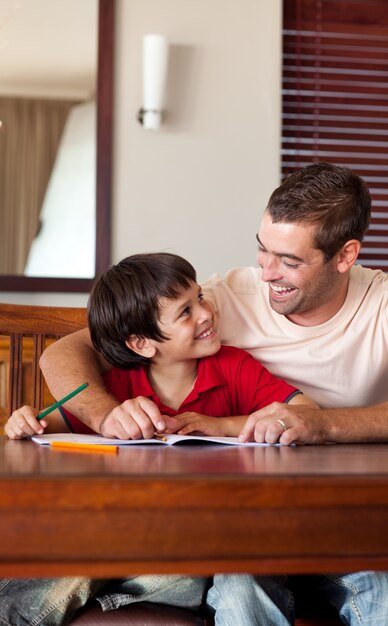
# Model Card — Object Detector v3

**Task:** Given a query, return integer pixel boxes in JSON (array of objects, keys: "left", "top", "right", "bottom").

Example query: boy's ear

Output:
[
  {"left": 336, "top": 239, "right": 361, "bottom": 273},
  {"left": 125, "top": 335, "right": 156, "bottom": 358}
]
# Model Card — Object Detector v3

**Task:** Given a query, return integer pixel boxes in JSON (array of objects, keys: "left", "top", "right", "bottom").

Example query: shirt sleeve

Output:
[{"left": 220, "top": 346, "right": 301, "bottom": 414}]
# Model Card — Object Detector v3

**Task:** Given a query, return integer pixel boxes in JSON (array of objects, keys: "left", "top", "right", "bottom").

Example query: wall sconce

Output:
[{"left": 137, "top": 34, "right": 169, "bottom": 131}]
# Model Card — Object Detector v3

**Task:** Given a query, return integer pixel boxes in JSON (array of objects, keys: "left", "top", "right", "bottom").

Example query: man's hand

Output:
[
  {"left": 100, "top": 396, "right": 166, "bottom": 439},
  {"left": 239, "top": 402, "right": 328, "bottom": 445}
]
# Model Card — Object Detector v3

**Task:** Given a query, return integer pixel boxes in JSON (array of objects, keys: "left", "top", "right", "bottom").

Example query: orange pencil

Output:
[{"left": 50, "top": 441, "right": 118, "bottom": 454}]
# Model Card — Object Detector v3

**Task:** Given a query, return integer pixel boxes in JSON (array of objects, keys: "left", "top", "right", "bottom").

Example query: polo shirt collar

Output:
[
  {"left": 189, "top": 353, "right": 227, "bottom": 402},
  {"left": 131, "top": 354, "right": 227, "bottom": 407}
]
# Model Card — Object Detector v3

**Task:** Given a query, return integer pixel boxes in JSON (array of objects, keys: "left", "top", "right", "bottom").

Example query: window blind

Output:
[{"left": 282, "top": 0, "right": 388, "bottom": 270}]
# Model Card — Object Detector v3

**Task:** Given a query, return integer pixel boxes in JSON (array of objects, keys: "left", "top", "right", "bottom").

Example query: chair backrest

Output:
[{"left": 0, "top": 303, "right": 87, "bottom": 422}]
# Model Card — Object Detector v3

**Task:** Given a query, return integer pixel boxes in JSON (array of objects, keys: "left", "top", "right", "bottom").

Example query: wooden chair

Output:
[
  {"left": 0, "top": 303, "right": 87, "bottom": 425},
  {"left": 0, "top": 303, "right": 343, "bottom": 626}
]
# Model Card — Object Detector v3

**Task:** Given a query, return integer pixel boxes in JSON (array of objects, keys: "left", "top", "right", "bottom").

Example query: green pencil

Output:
[{"left": 37, "top": 383, "right": 89, "bottom": 421}]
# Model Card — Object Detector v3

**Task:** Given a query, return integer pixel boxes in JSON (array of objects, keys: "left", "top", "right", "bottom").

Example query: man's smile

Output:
[{"left": 269, "top": 282, "right": 296, "bottom": 298}]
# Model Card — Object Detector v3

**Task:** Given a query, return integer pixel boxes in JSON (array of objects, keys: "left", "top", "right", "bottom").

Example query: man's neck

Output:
[{"left": 287, "top": 275, "right": 351, "bottom": 327}]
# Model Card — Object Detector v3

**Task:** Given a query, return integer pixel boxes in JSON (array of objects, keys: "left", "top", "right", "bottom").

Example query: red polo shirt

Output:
[{"left": 61, "top": 345, "right": 300, "bottom": 434}]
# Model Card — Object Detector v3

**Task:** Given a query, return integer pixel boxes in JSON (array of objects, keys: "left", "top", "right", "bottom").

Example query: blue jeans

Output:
[
  {"left": 206, "top": 572, "right": 388, "bottom": 625},
  {"left": 0, "top": 575, "right": 208, "bottom": 625},
  {"left": 2, "top": 571, "right": 388, "bottom": 625}
]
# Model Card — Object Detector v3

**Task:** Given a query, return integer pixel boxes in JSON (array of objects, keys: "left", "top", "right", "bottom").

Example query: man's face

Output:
[{"left": 256, "top": 212, "right": 343, "bottom": 325}]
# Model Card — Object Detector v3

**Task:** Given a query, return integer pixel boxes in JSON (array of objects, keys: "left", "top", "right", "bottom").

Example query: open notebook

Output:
[{"left": 31, "top": 432, "right": 286, "bottom": 447}]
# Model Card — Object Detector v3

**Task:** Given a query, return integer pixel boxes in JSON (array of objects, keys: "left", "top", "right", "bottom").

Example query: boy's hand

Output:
[
  {"left": 165, "top": 412, "right": 226, "bottom": 437},
  {"left": 100, "top": 396, "right": 166, "bottom": 439},
  {"left": 5, "top": 406, "right": 48, "bottom": 440}
]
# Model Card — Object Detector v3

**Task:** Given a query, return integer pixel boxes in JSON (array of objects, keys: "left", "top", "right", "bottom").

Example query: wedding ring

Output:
[{"left": 276, "top": 418, "right": 287, "bottom": 431}]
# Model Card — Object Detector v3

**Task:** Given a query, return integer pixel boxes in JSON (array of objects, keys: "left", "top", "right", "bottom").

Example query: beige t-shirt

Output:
[{"left": 203, "top": 264, "right": 388, "bottom": 409}]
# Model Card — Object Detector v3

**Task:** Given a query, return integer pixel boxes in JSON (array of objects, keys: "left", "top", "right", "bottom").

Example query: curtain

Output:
[
  {"left": 0, "top": 97, "right": 74, "bottom": 274},
  {"left": 282, "top": 0, "right": 388, "bottom": 271}
]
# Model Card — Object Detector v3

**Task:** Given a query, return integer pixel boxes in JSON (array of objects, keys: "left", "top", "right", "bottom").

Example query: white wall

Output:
[{"left": 1, "top": 0, "right": 282, "bottom": 305}]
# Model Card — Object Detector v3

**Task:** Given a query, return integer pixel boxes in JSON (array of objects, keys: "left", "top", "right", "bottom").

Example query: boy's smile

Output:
[{"left": 195, "top": 326, "right": 216, "bottom": 341}]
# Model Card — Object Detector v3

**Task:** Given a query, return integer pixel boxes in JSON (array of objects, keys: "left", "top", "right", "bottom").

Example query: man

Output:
[{"left": 39, "top": 162, "right": 388, "bottom": 625}]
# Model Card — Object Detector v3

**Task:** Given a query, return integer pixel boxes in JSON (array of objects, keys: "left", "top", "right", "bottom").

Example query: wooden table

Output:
[{"left": 1, "top": 436, "right": 388, "bottom": 578}]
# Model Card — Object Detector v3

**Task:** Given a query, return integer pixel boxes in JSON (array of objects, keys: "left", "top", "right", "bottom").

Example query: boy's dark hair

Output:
[
  {"left": 87, "top": 252, "right": 197, "bottom": 368},
  {"left": 267, "top": 162, "right": 371, "bottom": 261}
]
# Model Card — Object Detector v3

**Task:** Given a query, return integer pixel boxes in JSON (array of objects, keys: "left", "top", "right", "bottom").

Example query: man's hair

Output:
[
  {"left": 87, "top": 252, "right": 197, "bottom": 368},
  {"left": 266, "top": 162, "right": 371, "bottom": 261}
]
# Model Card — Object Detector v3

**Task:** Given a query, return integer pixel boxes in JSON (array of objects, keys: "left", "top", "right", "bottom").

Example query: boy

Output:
[
  {"left": 6, "top": 252, "right": 316, "bottom": 441},
  {"left": 3, "top": 252, "right": 318, "bottom": 626}
]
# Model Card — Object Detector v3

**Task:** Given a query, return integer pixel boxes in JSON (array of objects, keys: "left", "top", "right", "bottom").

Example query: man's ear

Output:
[
  {"left": 336, "top": 239, "right": 361, "bottom": 273},
  {"left": 125, "top": 335, "right": 156, "bottom": 358}
]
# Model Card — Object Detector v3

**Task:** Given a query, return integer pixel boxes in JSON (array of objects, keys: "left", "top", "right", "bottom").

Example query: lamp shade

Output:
[{"left": 142, "top": 34, "right": 169, "bottom": 130}]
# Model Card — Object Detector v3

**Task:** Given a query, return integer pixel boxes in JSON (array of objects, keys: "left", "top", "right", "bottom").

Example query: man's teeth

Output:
[
  {"left": 270, "top": 284, "right": 293, "bottom": 293},
  {"left": 197, "top": 327, "right": 213, "bottom": 339}
]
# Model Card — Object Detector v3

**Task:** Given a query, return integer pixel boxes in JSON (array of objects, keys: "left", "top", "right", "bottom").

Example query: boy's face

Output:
[{"left": 153, "top": 281, "right": 221, "bottom": 364}]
